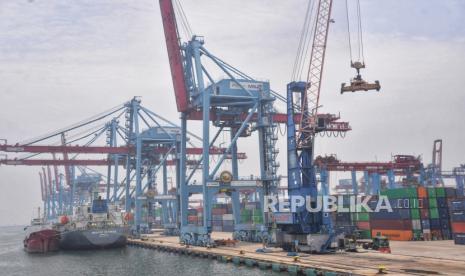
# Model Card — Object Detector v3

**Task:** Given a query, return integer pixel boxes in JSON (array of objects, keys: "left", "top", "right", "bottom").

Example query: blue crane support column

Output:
[
  {"left": 192, "top": 38, "right": 212, "bottom": 236},
  {"left": 387, "top": 170, "right": 395, "bottom": 189},
  {"left": 371, "top": 173, "right": 380, "bottom": 195},
  {"left": 125, "top": 102, "right": 135, "bottom": 213},
  {"left": 133, "top": 100, "right": 142, "bottom": 233},
  {"left": 351, "top": 171, "right": 358, "bottom": 195},
  {"left": 230, "top": 129, "right": 241, "bottom": 228},
  {"left": 179, "top": 114, "right": 188, "bottom": 228},
  {"left": 111, "top": 120, "right": 119, "bottom": 202},
  {"left": 70, "top": 166, "right": 76, "bottom": 214},
  {"left": 363, "top": 171, "right": 369, "bottom": 195},
  {"left": 162, "top": 158, "right": 169, "bottom": 224},
  {"left": 106, "top": 123, "right": 113, "bottom": 201},
  {"left": 320, "top": 168, "right": 332, "bottom": 229}
]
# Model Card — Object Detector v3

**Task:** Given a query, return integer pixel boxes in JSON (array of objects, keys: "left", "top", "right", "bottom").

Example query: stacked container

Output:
[
  {"left": 372, "top": 188, "right": 417, "bottom": 241},
  {"left": 350, "top": 187, "right": 458, "bottom": 241},
  {"left": 449, "top": 198, "right": 465, "bottom": 244}
]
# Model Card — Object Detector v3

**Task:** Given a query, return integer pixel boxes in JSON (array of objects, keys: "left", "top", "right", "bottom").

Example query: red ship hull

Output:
[{"left": 24, "top": 229, "right": 60, "bottom": 253}]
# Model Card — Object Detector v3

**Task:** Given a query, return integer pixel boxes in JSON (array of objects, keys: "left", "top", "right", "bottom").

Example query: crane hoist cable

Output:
[
  {"left": 291, "top": 0, "right": 315, "bottom": 81},
  {"left": 341, "top": 0, "right": 380, "bottom": 94},
  {"left": 173, "top": 0, "right": 193, "bottom": 40},
  {"left": 345, "top": 0, "right": 365, "bottom": 65}
]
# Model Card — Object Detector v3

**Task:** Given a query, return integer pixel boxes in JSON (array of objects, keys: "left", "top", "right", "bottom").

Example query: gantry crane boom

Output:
[{"left": 159, "top": 0, "right": 189, "bottom": 112}]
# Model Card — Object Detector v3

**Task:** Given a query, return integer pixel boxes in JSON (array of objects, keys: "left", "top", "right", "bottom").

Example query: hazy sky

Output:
[{"left": 0, "top": 0, "right": 464, "bottom": 226}]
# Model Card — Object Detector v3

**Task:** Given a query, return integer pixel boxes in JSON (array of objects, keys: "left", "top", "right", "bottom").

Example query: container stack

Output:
[
  {"left": 350, "top": 187, "right": 459, "bottom": 241},
  {"left": 450, "top": 198, "right": 465, "bottom": 244},
  {"left": 187, "top": 208, "right": 203, "bottom": 226},
  {"left": 240, "top": 202, "right": 263, "bottom": 225},
  {"left": 212, "top": 203, "right": 232, "bottom": 231},
  {"left": 369, "top": 188, "right": 417, "bottom": 241}
]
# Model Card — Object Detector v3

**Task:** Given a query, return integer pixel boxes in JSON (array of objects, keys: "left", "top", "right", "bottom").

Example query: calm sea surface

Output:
[{"left": 0, "top": 226, "right": 277, "bottom": 276}]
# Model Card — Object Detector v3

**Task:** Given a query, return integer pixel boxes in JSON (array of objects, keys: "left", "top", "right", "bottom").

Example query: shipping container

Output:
[
  {"left": 436, "top": 187, "right": 446, "bottom": 197},
  {"left": 411, "top": 209, "right": 420, "bottom": 220},
  {"left": 222, "top": 214, "right": 234, "bottom": 220},
  {"left": 421, "top": 219, "right": 430, "bottom": 229},
  {"left": 449, "top": 199, "right": 465, "bottom": 211},
  {"left": 452, "top": 222, "right": 465, "bottom": 233},
  {"left": 437, "top": 197, "right": 447, "bottom": 208},
  {"left": 356, "top": 221, "right": 370, "bottom": 230},
  {"left": 370, "top": 219, "right": 412, "bottom": 230},
  {"left": 429, "top": 208, "right": 439, "bottom": 219},
  {"left": 428, "top": 188, "right": 436, "bottom": 198},
  {"left": 430, "top": 219, "right": 441, "bottom": 230},
  {"left": 454, "top": 233, "right": 465, "bottom": 245},
  {"left": 417, "top": 187, "right": 427, "bottom": 198},
  {"left": 358, "top": 229, "right": 371, "bottom": 239},
  {"left": 352, "top": 212, "right": 370, "bottom": 221},
  {"left": 371, "top": 229, "right": 413, "bottom": 241},
  {"left": 438, "top": 208, "right": 449, "bottom": 220},
  {"left": 451, "top": 211, "right": 465, "bottom": 222},
  {"left": 420, "top": 208, "right": 429, "bottom": 219},
  {"left": 413, "top": 230, "right": 423, "bottom": 240},
  {"left": 412, "top": 219, "right": 422, "bottom": 230},
  {"left": 429, "top": 198, "right": 438, "bottom": 208},
  {"left": 440, "top": 219, "right": 451, "bottom": 230},
  {"left": 445, "top": 187, "right": 457, "bottom": 198}
]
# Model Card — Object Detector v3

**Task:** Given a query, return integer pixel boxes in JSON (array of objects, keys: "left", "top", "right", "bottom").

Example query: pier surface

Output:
[{"left": 129, "top": 232, "right": 465, "bottom": 275}]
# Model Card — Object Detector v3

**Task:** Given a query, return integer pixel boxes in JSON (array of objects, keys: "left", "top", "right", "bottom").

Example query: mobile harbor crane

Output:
[{"left": 274, "top": 0, "right": 379, "bottom": 253}]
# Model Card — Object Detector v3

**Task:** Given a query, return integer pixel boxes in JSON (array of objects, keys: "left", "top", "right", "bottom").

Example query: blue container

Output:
[
  {"left": 449, "top": 200, "right": 465, "bottom": 211},
  {"left": 445, "top": 187, "right": 457, "bottom": 198},
  {"left": 398, "top": 208, "right": 411, "bottom": 220},
  {"left": 421, "top": 219, "right": 430, "bottom": 229},
  {"left": 370, "top": 208, "right": 410, "bottom": 220},
  {"left": 451, "top": 211, "right": 465, "bottom": 222},
  {"left": 437, "top": 197, "right": 447, "bottom": 208},
  {"left": 440, "top": 219, "right": 450, "bottom": 229},
  {"left": 430, "top": 218, "right": 441, "bottom": 229},
  {"left": 439, "top": 208, "right": 450, "bottom": 219},
  {"left": 442, "top": 229, "right": 452, "bottom": 239},
  {"left": 454, "top": 233, "right": 465, "bottom": 245}
]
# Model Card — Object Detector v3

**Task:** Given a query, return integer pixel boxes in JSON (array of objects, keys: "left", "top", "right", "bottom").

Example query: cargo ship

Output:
[
  {"left": 23, "top": 208, "right": 60, "bottom": 253},
  {"left": 59, "top": 197, "right": 127, "bottom": 250}
]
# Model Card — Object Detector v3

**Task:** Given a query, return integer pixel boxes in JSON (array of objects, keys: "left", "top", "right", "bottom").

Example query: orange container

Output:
[
  {"left": 371, "top": 229, "right": 413, "bottom": 241},
  {"left": 452, "top": 222, "right": 465, "bottom": 233},
  {"left": 418, "top": 187, "right": 427, "bottom": 198}
]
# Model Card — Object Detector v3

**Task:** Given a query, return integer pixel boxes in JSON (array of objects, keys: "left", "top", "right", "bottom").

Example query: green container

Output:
[
  {"left": 430, "top": 208, "right": 439, "bottom": 219},
  {"left": 381, "top": 188, "right": 417, "bottom": 199},
  {"left": 252, "top": 215, "right": 263, "bottom": 224},
  {"left": 353, "top": 212, "right": 370, "bottom": 221},
  {"left": 359, "top": 230, "right": 371, "bottom": 239},
  {"left": 241, "top": 216, "right": 252, "bottom": 223},
  {"left": 240, "top": 209, "right": 252, "bottom": 216},
  {"left": 411, "top": 209, "right": 420, "bottom": 220},
  {"left": 429, "top": 198, "right": 438, "bottom": 208},
  {"left": 413, "top": 230, "right": 422, "bottom": 240},
  {"left": 436, "top": 187, "right": 446, "bottom": 197},
  {"left": 428, "top": 188, "right": 437, "bottom": 198}
]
